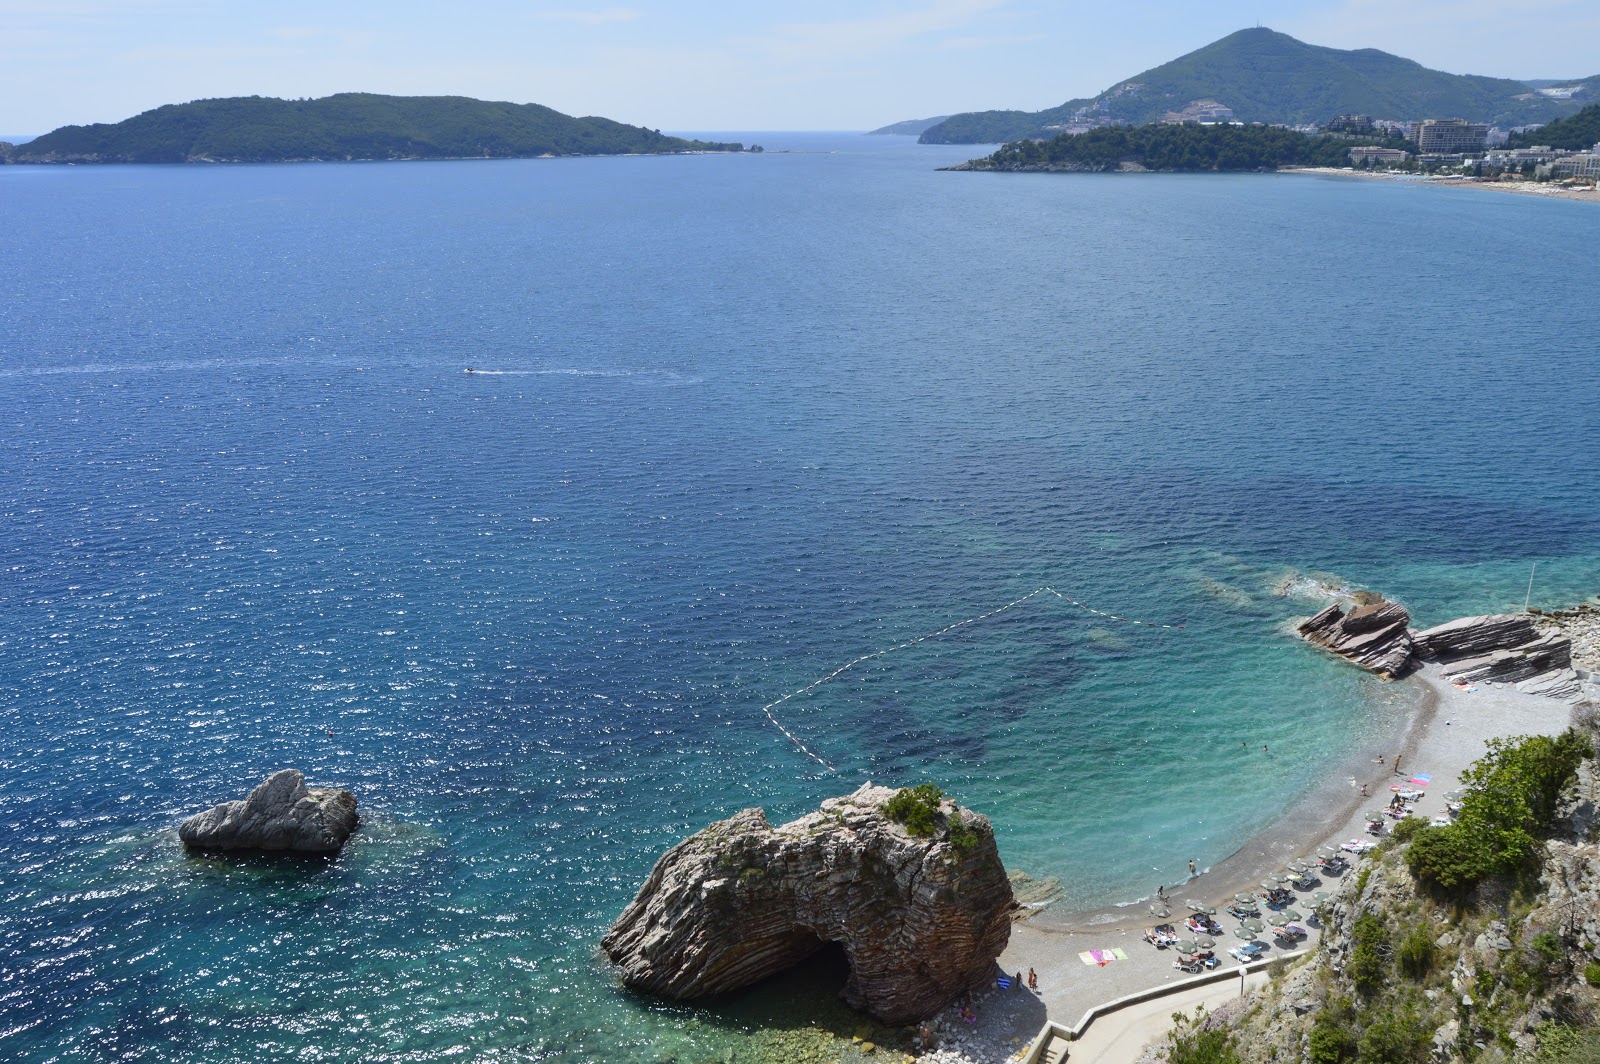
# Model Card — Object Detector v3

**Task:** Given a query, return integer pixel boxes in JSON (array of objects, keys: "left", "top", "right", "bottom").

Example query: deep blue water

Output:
[{"left": 2, "top": 132, "right": 1598, "bottom": 1061}]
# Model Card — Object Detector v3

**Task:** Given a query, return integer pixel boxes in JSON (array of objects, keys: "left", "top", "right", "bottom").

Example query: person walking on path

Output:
[{"left": 1027, "top": 968, "right": 1038, "bottom": 991}]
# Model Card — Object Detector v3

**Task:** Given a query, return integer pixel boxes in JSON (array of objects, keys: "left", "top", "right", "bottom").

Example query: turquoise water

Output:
[{"left": 1, "top": 133, "right": 1598, "bottom": 1060}]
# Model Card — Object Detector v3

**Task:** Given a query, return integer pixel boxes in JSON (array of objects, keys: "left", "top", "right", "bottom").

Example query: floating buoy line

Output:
[{"left": 759, "top": 586, "right": 1185, "bottom": 772}]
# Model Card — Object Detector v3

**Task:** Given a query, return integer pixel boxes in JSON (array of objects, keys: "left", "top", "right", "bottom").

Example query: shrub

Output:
[
  {"left": 1406, "top": 731, "right": 1590, "bottom": 895},
  {"left": 1310, "top": 1016, "right": 1359, "bottom": 1064},
  {"left": 1584, "top": 961, "right": 1600, "bottom": 987},
  {"left": 885, "top": 784, "right": 945, "bottom": 837},
  {"left": 1390, "top": 817, "right": 1425, "bottom": 845},
  {"left": 1355, "top": 1006, "right": 1431, "bottom": 1064},
  {"left": 1396, "top": 925, "right": 1435, "bottom": 980},
  {"left": 1167, "top": 1007, "right": 1242, "bottom": 1064},
  {"left": 946, "top": 812, "right": 980, "bottom": 853},
  {"left": 1349, "top": 914, "right": 1388, "bottom": 997}
]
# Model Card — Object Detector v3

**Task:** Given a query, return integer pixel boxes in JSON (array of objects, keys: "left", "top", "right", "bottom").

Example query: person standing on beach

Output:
[
  {"left": 1394, "top": 754, "right": 1403, "bottom": 776},
  {"left": 1027, "top": 967, "right": 1038, "bottom": 990}
]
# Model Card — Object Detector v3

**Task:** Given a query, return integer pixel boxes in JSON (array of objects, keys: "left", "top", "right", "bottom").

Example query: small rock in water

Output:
[{"left": 179, "top": 769, "right": 358, "bottom": 853}]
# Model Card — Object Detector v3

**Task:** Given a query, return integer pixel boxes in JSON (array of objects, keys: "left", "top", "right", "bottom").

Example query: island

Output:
[{"left": 0, "top": 93, "right": 749, "bottom": 165}]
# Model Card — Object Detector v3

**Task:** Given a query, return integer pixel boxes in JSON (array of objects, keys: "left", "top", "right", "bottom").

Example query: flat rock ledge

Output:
[
  {"left": 601, "top": 783, "right": 1015, "bottom": 1025},
  {"left": 1297, "top": 598, "right": 1415, "bottom": 679},
  {"left": 179, "top": 769, "right": 358, "bottom": 853},
  {"left": 1415, "top": 614, "right": 1581, "bottom": 700}
]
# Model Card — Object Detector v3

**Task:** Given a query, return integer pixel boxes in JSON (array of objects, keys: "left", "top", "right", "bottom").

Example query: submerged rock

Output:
[
  {"left": 179, "top": 769, "right": 358, "bottom": 853},
  {"left": 601, "top": 783, "right": 1015, "bottom": 1025},
  {"left": 1296, "top": 599, "right": 1414, "bottom": 678}
]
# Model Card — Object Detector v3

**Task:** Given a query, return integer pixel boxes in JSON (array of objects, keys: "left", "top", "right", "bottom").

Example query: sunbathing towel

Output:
[
  {"left": 1079, "top": 948, "right": 1129, "bottom": 966},
  {"left": 1410, "top": 775, "right": 1432, "bottom": 785}
]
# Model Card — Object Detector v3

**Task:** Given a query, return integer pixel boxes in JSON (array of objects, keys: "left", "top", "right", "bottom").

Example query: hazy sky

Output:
[{"left": 3, "top": 0, "right": 1596, "bottom": 134}]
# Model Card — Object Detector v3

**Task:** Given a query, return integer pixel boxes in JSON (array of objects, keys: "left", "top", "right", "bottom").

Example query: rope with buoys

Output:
[{"left": 759, "top": 586, "right": 1185, "bottom": 771}]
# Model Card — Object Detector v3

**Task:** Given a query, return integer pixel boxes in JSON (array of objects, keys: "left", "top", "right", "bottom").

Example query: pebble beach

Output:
[{"left": 915, "top": 660, "right": 1591, "bottom": 1063}]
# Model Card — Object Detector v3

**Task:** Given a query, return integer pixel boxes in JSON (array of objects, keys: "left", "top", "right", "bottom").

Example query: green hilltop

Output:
[
  {"left": 2, "top": 93, "right": 743, "bottom": 164},
  {"left": 919, "top": 28, "right": 1585, "bottom": 144},
  {"left": 1508, "top": 102, "right": 1600, "bottom": 148}
]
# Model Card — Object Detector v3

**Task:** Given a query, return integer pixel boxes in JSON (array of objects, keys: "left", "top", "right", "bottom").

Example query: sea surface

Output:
[{"left": 2, "top": 132, "right": 1598, "bottom": 1061}]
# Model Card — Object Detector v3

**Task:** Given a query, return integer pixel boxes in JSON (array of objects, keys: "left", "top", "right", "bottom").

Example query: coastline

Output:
[
  {"left": 927, "top": 663, "right": 1581, "bottom": 1062},
  {"left": 1279, "top": 166, "right": 1600, "bottom": 205}
]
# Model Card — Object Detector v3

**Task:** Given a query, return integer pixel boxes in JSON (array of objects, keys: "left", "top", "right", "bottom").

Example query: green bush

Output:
[
  {"left": 1396, "top": 925, "right": 1435, "bottom": 980},
  {"left": 1167, "top": 1007, "right": 1242, "bottom": 1064},
  {"left": 1355, "top": 1006, "right": 1430, "bottom": 1064},
  {"left": 1390, "top": 816, "right": 1425, "bottom": 845},
  {"left": 1310, "top": 1016, "right": 1359, "bottom": 1064},
  {"left": 1583, "top": 961, "right": 1600, "bottom": 987},
  {"left": 884, "top": 784, "right": 946, "bottom": 837},
  {"left": 946, "top": 813, "right": 980, "bottom": 853},
  {"left": 1532, "top": 1025, "right": 1600, "bottom": 1064},
  {"left": 1406, "top": 731, "right": 1590, "bottom": 894},
  {"left": 1349, "top": 914, "right": 1388, "bottom": 997}
]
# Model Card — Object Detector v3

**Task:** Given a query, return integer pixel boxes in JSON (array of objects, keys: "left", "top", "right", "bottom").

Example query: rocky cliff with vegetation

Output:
[
  {"left": 1153, "top": 726, "right": 1600, "bottom": 1064},
  {"left": 602, "top": 783, "right": 1015, "bottom": 1025},
  {"left": 3, "top": 93, "right": 744, "bottom": 164}
]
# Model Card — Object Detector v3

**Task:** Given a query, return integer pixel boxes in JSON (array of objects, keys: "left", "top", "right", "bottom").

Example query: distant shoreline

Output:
[
  {"left": 1279, "top": 165, "right": 1600, "bottom": 204},
  {"left": 0, "top": 149, "right": 752, "bottom": 167}
]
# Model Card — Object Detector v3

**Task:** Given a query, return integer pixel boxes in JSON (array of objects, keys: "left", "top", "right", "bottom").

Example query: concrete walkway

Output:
[{"left": 1064, "top": 968, "right": 1273, "bottom": 1064}]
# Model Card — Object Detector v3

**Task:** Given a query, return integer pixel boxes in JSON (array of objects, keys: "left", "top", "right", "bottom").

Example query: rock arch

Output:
[{"left": 601, "top": 784, "right": 1015, "bottom": 1024}]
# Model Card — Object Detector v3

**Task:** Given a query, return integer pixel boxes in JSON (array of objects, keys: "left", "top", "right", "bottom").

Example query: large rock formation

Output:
[
  {"left": 601, "top": 783, "right": 1015, "bottom": 1025},
  {"left": 1412, "top": 614, "right": 1539, "bottom": 660},
  {"left": 1415, "top": 614, "right": 1581, "bottom": 700},
  {"left": 1296, "top": 599, "right": 1414, "bottom": 678},
  {"left": 179, "top": 769, "right": 358, "bottom": 853}
]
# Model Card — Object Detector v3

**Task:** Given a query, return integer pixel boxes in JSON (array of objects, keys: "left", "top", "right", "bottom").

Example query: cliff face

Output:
[
  {"left": 601, "top": 784, "right": 1015, "bottom": 1025},
  {"left": 1178, "top": 752, "right": 1600, "bottom": 1064}
]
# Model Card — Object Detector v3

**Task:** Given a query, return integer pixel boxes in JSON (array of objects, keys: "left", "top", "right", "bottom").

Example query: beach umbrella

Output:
[
  {"left": 1261, "top": 879, "right": 1285, "bottom": 891},
  {"left": 1364, "top": 810, "right": 1387, "bottom": 822},
  {"left": 1278, "top": 909, "right": 1303, "bottom": 922},
  {"left": 1197, "top": 937, "right": 1216, "bottom": 949},
  {"left": 1241, "top": 918, "right": 1265, "bottom": 933},
  {"left": 1149, "top": 904, "right": 1170, "bottom": 918},
  {"left": 1234, "top": 927, "right": 1259, "bottom": 941},
  {"left": 1190, "top": 905, "right": 1217, "bottom": 916},
  {"left": 1287, "top": 861, "right": 1310, "bottom": 873},
  {"left": 1444, "top": 790, "right": 1464, "bottom": 802},
  {"left": 1312, "top": 891, "right": 1331, "bottom": 904},
  {"left": 1234, "top": 893, "right": 1256, "bottom": 904},
  {"left": 1176, "top": 938, "right": 1198, "bottom": 953}
]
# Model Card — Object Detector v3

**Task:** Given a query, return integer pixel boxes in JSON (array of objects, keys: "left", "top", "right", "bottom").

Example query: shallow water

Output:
[{"left": 2, "top": 133, "right": 1598, "bottom": 1060}]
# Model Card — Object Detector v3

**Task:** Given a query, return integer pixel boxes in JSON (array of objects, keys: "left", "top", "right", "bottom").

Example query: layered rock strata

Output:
[
  {"left": 1415, "top": 614, "right": 1581, "bottom": 700},
  {"left": 601, "top": 783, "right": 1015, "bottom": 1025},
  {"left": 1296, "top": 599, "right": 1414, "bottom": 678},
  {"left": 179, "top": 769, "right": 359, "bottom": 853}
]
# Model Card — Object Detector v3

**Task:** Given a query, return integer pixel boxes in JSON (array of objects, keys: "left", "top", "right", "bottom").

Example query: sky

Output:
[{"left": 2, "top": 0, "right": 1597, "bottom": 135}]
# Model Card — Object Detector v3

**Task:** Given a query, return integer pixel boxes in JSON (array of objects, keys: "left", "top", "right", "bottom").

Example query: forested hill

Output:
[
  {"left": 949, "top": 123, "right": 1386, "bottom": 173},
  {"left": 1509, "top": 103, "right": 1600, "bottom": 149},
  {"left": 919, "top": 28, "right": 1581, "bottom": 144},
  {"left": 2, "top": 94, "right": 744, "bottom": 164}
]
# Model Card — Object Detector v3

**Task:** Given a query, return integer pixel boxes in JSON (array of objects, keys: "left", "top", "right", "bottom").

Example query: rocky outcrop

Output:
[
  {"left": 1412, "top": 614, "right": 1539, "bottom": 661},
  {"left": 601, "top": 783, "right": 1015, "bottom": 1025},
  {"left": 179, "top": 769, "right": 358, "bottom": 853},
  {"left": 1296, "top": 599, "right": 1414, "bottom": 678},
  {"left": 1415, "top": 614, "right": 1582, "bottom": 701}
]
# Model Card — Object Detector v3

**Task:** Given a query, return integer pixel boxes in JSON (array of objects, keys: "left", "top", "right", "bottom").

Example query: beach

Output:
[
  {"left": 924, "top": 664, "right": 1585, "bottom": 1062},
  {"left": 1281, "top": 166, "right": 1600, "bottom": 204}
]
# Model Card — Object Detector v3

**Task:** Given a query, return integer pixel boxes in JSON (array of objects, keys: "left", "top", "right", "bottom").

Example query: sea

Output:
[{"left": 2, "top": 132, "right": 1598, "bottom": 1062}]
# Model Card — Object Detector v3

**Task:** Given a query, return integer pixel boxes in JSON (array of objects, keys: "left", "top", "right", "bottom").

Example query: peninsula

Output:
[
  {"left": 0, "top": 93, "right": 747, "bottom": 165},
  {"left": 944, "top": 122, "right": 1391, "bottom": 173}
]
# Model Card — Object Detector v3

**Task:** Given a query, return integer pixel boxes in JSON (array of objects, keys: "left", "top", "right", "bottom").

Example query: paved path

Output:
[{"left": 1064, "top": 969, "right": 1273, "bottom": 1064}]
